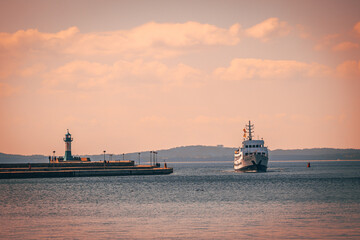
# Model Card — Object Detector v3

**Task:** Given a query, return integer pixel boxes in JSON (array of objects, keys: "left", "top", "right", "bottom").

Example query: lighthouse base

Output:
[{"left": 64, "top": 151, "right": 73, "bottom": 161}]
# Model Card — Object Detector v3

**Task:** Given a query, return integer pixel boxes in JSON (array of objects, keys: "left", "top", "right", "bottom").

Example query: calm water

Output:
[{"left": 1, "top": 160, "right": 360, "bottom": 239}]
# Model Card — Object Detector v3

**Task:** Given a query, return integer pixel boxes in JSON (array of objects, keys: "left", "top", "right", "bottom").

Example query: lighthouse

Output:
[{"left": 63, "top": 129, "right": 73, "bottom": 161}]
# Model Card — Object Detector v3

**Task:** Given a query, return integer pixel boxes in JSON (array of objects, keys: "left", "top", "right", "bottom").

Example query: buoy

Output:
[{"left": 307, "top": 162, "right": 311, "bottom": 168}]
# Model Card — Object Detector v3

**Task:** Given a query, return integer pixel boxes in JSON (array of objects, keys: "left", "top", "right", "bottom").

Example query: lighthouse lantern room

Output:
[{"left": 63, "top": 129, "right": 73, "bottom": 161}]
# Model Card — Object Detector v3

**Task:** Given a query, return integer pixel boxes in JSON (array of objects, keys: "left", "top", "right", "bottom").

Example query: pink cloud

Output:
[
  {"left": 315, "top": 22, "right": 360, "bottom": 52},
  {"left": 0, "top": 82, "right": 20, "bottom": 97},
  {"left": 295, "top": 24, "right": 310, "bottom": 39},
  {"left": 314, "top": 34, "right": 339, "bottom": 51},
  {"left": 354, "top": 21, "right": 360, "bottom": 36},
  {"left": 336, "top": 60, "right": 360, "bottom": 81},
  {"left": 61, "top": 22, "right": 241, "bottom": 58},
  {"left": 19, "top": 64, "right": 47, "bottom": 77},
  {"left": 245, "top": 18, "right": 291, "bottom": 41},
  {"left": 42, "top": 59, "right": 204, "bottom": 93},
  {"left": 42, "top": 60, "right": 111, "bottom": 90},
  {"left": 0, "top": 22, "right": 242, "bottom": 71},
  {"left": 66, "top": 22, "right": 241, "bottom": 59},
  {"left": 188, "top": 115, "right": 246, "bottom": 125},
  {"left": 0, "top": 27, "right": 79, "bottom": 50},
  {"left": 129, "top": 21, "right": 241, "bottom": 47},
  {"left": 214, "top": 58, "right": 332, "bottom": 81},
  {"left": 332, "top": 41, "right": 359, "bottom": 51},
  {"left": 0, "top": 27, "right": 79, "bottom": 80},
  {"left": 139, "top": 115, "right": 168, "bottom": 126}
]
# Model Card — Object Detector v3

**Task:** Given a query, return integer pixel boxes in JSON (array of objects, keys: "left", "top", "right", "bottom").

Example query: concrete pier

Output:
[{"left": 0, "top": 161, "right": 173, "bottom": 179}]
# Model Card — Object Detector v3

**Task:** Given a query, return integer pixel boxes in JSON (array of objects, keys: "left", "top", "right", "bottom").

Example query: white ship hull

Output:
[{"left": 234, "top": 153, "right": 268, "bottom": 172}]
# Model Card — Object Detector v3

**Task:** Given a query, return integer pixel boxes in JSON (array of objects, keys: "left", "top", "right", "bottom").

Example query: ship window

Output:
[
  {"left": 262, "top": 152, "right": 265, "bottom": 155},
  {"left": 253, "top": 145, "right": 255, "bottom": 148},
  {"left": 246, "top": 145, "right": 248, "bottom": 148},
  {"left": 245, "top": 153, "right": 248, "bottom": 156},
  {"left": 256, "top": 145, "right": 259, "bottom": 147}
]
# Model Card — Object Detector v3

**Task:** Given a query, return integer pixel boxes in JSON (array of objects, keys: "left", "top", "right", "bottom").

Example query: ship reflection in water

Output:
[{"left": 1, "top": 161, "right": 359, "bottom": 239}]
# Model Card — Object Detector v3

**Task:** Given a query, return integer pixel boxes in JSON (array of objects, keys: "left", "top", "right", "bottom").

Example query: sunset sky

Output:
[{"left": 0, "top": 0, "right": 359, "bottom": 155}]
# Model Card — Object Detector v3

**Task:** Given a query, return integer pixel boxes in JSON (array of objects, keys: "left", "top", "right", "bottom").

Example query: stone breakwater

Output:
[{"left": 0, "top": 161, "right": 173, "bottom": 179}]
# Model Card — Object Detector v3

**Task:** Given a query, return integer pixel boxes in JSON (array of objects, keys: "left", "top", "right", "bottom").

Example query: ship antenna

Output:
[{"left": 247, "top": 120, "right": 254, "bottom": 141}]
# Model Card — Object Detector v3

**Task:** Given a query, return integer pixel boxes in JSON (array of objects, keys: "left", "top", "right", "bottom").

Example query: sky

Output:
[{"left": 0, "top": 0, "right": 359, "bottom": 155}]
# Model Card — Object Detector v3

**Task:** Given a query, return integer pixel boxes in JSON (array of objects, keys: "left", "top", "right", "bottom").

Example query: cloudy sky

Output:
[{"left": 0, "top": 0, "right": 359, "bottom": 155}]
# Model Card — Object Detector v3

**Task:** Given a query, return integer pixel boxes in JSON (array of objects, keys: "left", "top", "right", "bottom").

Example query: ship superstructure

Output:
[{"left": 234, "top": 121, "right": 269, "bottom": 172}]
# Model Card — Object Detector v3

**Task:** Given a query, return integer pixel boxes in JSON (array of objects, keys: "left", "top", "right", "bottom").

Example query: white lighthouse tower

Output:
[{"left": 63, "top": 129, "right": 73, "bottom": 161}]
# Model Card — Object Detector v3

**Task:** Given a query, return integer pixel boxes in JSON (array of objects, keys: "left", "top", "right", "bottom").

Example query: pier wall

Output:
[
  {"left": 0, "top": 168, "right": 173, "bottom": 179},
  {"left": 0, "top": 161, "right": 135, "bottom": 169},
  {"left": 0, "top": 161, "right": 173, "bottom": 179}
]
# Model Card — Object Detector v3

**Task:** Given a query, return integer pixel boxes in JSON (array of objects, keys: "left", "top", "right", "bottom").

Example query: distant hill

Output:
[
  {"left": 122, "top": 146, "right": 360, "bottom": 162},
  {"left": 80, "top": 145, "right": 235, "bottom": 163},
  {"left": 269, "top": 148, "right": 360, "bottom": 160},
  {"left": 1, "top": 146, "right": 360, "bottom": 163}
]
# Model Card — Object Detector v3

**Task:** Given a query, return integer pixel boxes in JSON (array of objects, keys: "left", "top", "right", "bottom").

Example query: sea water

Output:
[{"left": 0, "top": 160, "right": 359, "bottom": 239}]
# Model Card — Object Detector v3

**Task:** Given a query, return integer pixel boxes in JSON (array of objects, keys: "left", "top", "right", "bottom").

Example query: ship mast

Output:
[{"left": 247, "top": 120, "right": 254, "bottom": 141}]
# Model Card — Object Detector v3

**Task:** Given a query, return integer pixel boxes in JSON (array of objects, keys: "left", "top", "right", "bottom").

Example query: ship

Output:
[{"left": 234, "top": 121, "right": 269, "bottom": 172}]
